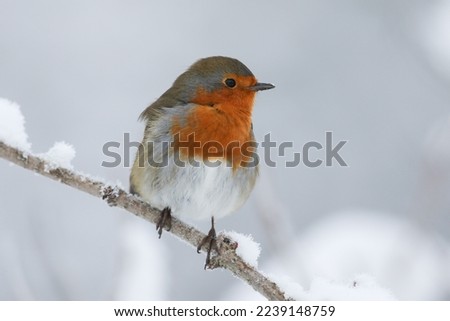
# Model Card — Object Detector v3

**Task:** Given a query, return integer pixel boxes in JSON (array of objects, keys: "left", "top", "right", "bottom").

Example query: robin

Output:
[{"left": 130, "top": 56, "right": 274, "bottom": 267}]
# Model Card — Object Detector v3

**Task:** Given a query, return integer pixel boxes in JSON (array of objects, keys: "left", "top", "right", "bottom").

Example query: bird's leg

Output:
[
  {"left": 156, "top": 207, "right": 172, "bottom": 238},
  {"left": 197, "top": 216, "right": 219, "bottom": 269}
]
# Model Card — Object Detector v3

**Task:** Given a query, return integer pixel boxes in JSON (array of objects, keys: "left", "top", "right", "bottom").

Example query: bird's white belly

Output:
[{"left": 140, "top": 160, "right": 256, "bottom": 220}]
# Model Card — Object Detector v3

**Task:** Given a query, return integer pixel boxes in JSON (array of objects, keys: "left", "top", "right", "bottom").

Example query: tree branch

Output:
[{"left": 0, "top": 141, "right": 290, "bottom": 301}]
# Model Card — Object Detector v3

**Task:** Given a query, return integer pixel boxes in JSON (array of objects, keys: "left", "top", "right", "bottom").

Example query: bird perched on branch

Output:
[{"left": 130, "top": 56, "right": 274, "bottom": 267}]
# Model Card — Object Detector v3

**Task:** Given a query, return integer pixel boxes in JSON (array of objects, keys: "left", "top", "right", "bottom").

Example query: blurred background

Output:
[{"left": 1, "top": 0, "right": 449, "bottom": 300}]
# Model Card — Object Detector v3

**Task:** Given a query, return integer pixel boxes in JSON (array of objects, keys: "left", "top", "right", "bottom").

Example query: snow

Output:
[
  {"left": 0, "top": 98, "right": 31, "bottom": 152},
  {"left": 286, "top": 211, "right": 450, "bottom": 300},
  {"left": 0, "top": 98, "right": 76, "bottom": 171},
  {"left": 38, "top": 141, "right": 76, "bottom": 171},
  {"left": 224, "top": 272, "right": 395, "bottom": 301},
  {"left": 266, "top": 274, "right": 306, "bottom": 300},
  {"left": 269, "top": 273, "right": 395, "bottom": 301},
  {"left": 224, "top": 231, "right": 261, "bottom": 267},
  {"left": 222, "top": 210, "right": 450, "bottom": 300},
  {"left": 306, "top": 274, "right": 395, "bottom": 300}
]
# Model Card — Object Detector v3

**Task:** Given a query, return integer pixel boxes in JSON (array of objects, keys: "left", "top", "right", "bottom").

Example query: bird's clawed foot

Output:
[
  {"left": 156, "top": 207, "right": 172, "bottom": 238},
  {"left": 197, "top": 217, "right": 219, "bottom": 269}
]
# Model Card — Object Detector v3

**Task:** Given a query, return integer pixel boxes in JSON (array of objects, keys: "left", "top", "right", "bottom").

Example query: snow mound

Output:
[
  {"left": 0, "top": 98, "right": 31, "bottom": 152},
  {"left": 38, "top": 141, "right": 76, "bottom": 171},
  {"left": 225, "top": 231, "right": 261, "bottom": 268}
]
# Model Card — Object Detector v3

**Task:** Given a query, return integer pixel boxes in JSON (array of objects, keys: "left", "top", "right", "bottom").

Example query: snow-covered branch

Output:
[{"left": 0, "top": 99, "right": 290, "bottom": 301}]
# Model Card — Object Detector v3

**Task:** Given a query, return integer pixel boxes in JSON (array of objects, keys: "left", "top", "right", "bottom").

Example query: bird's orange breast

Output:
[{"left": 171, "top": 83, "right": 257, "bottom": 169}]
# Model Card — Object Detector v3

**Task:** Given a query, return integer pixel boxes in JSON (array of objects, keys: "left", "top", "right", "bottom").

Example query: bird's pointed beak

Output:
[{"left": 248, "top": 82, "right": 275, "bottom": 91}]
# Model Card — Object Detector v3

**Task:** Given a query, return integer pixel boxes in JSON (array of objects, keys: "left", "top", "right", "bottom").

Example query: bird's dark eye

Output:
[{"left": 224, "top": 78, "right": 236, "bottom": 88}]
